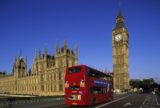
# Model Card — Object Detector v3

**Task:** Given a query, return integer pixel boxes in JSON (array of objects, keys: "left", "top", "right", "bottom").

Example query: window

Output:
[
  {"left": 68, "top": 67, "right": 81, "bottom": 74},
  {"left": 54, "top": 74, "right": 56, "bottom": 80},
  {"left": 59, "top": 72, "right": 61, "bottom": 80},
  {"left": 51, "top": 74, "right": 53, "bottom": 81},
  {"left": 41, "top": 85, "right": 44, "bottom": 91},
  {"left": 90, "top": 87, "right": 107, "bottom": 94},
  {"left": 41, "top": 74, "right": 44, "bottom": 82},
  {"left": 51, "top": 85, "right": 53, "bottom": 91},
  {"left": 48, "top": 74, "right": 50, "bottom": 81},
  {"left": 49, "top": 85, "right": 51, "bottom": 92},
  {"left": 72, "top": 60, "right": 75, "bottom": 66},
  {"left": 68, "top": 86, "right": 80, "bottom": 90},
  {"left": 54, "top": 85, "right": 56, "bottom": 91},
  {"left": 59, "top": 84, "right": 63, "bottom": 91},
  {"left": 86, "top": 67, "right": 112, "bottom": 81}
]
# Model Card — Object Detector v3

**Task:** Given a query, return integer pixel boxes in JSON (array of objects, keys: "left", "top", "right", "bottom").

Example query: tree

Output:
[{"left": 130, "top": 78, "right": 160, "bottom": 93}]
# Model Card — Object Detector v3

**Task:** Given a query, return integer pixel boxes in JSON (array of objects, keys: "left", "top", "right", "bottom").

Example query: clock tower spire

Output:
[
  {"left": 112, "top": 9, "right": 130, "bottom": 92},
  {"left": 115, "top": 9, "right": 126, "bottom": 29}
]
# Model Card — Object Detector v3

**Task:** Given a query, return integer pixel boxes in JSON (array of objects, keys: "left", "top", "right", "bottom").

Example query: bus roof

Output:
[{"left": 67, "top": 65, "right": 113, "bottom": 77}]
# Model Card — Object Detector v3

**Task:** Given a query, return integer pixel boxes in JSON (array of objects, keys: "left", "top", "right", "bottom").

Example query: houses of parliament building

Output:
[{"left": 0, "top": 41, "right": 78, "bottom": 96}]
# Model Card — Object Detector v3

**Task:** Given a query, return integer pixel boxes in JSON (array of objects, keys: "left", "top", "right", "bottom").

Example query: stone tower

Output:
[
  {"left": 55, "top": 40, "right": 78, "bottom": 68},
  {"left": 13, "top": 56, "right": 27, "bottom": 78},
  {"left": 112, "top": 9, "right": 130, "bottom": 91}
]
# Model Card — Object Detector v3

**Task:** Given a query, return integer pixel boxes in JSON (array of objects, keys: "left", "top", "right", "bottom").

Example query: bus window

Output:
[
  {"left": 91, "top": 87, "right": 107, "bottom": 94},
  {"left": 68, "top": 67, "right": 81, "bottom": 74},
  {"left": 107, "top": 84, "right": 110, "bottom": 92},
  {"left": 103, "top": 76, "right": 112, "bottom": 81},
  {"left": 69, "top": 86, "right": 80, "bottom": 90},
  {"left": 86, "top": 68, "right": 111, "bottom": 80},
  {"left": 86, "top": 68, "right": 90, "bottom": 76},
  {"left": 86, "top": 68, "right": 98, "bottom": 78}
]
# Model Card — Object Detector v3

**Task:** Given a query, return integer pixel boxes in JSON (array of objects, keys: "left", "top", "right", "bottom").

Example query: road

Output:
[
  {"left": 0, "top": 93, "right": 159, "bottom": 108},
  {"left": 94, "top": 94, "right": 159, "bottom": 108},
  {"left": 50, "top": 93, "right": 160, "bottom": 108}
]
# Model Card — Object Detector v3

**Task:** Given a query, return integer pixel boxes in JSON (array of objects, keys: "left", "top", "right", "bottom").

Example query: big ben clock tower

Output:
[{"left": 112, "top": 9, "right": 130, "bottom": 91}]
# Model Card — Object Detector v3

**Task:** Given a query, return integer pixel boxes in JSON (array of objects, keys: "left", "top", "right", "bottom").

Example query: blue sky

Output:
[{"left": 0, "top": 0, "right": 160, "bottom": 82}]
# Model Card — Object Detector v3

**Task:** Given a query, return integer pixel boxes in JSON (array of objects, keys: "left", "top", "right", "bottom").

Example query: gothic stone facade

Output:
[
  {"left": 0, "top": 41, "right": 78, "bottom": 96},
  {"left": 112, "top": 10, "right": 130, "bottom": 91}
]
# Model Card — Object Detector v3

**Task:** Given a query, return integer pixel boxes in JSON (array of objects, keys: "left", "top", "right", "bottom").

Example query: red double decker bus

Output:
[{"left": 65, "top": 65, "right": 113, "bottom": 106}]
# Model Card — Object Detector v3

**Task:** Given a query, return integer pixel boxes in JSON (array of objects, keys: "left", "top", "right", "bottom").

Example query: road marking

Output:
[
  {"left": 95, "top": 95, "right": 130, "bottom": 108},
  {"left": 140, "top": 95, "right": 148, "bottom": 108},
  {"left": 123, "top": 102, "right": 132, "bottom": 107},
  {"left": 154, "top": 95, "right": 159, "bottom": 106},
  {"left": 142, "top": 96, "right": 148, "bottom": 105}
]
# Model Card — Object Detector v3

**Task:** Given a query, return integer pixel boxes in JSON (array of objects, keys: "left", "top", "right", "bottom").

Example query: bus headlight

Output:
[
  {"left": 65, "top": 81, "right": 69, "bottom": 88},
  {"left": 80, "top": 80, "right": 85, "bottom": 87},
  {"left": 77, "top": 95, "right": 81, "bottom": 100}
]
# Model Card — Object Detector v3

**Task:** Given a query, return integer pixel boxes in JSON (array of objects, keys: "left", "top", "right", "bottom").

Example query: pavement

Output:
[{"left": 0, "top": 97, "right": 64, "bottom": 108}]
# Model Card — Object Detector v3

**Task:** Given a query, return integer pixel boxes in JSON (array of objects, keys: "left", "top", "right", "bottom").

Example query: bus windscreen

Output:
[{"left": 68, "top": 67, "right": 81, "bottom": 74}]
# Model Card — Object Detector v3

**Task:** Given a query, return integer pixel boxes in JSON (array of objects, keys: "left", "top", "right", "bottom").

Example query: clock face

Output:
[{"left": 115, "top": 34, "right": 122, "bottom": 42}]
